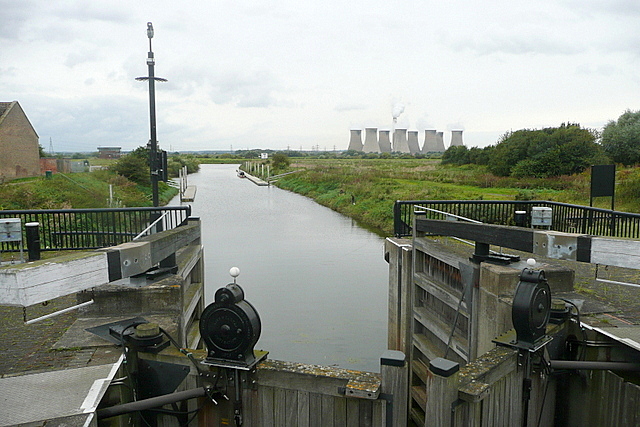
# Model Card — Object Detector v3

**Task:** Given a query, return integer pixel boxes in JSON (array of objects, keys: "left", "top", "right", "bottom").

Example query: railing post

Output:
[
  {"left": 610, "top": 212, "right": 616, "bottom": 236},
  {"left": 393, "top": 201, "right": 402, "bottom": 237},
  {"left": 25, "top": 222, "right": 41, "bottom": 261}
]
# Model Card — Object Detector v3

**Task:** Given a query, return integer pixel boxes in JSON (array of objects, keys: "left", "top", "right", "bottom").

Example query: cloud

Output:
[
  {"left": 446, "top": 122, "right": 465, "bottom": 131},
  {"left": 49, "top": 3, "right": 133, "bottom": 24},
  {"left": 3, "top": 1, "right": 639, "bottom": 152},
  {"left": 438, "top": 27, "right": 584, "bottom": 56},
  {"left": 209, "top": 68, "right": 282, "bottom": 108},
  {"left": 0, "top": 0, "right": 37, "bottom": 40},
  {"left": 564, "top": 0, "right": 640, "bottom": 17},
  {"left": 65, "top": 50, "right": 95, "bottom": 68},
  {"left": 334, "top": 103, "right": 367, "bottom": 112},
  {"left": 24, "top": 95, "right": 148, "bottom": 152}
]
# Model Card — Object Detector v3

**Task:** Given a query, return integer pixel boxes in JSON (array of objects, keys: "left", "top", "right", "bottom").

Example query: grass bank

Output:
[
  {"left": 274, "top": 158, "right": 636, "bottom": 236},
  {"left": 0, "top": 170, "right": 177, "bottom": 210}
]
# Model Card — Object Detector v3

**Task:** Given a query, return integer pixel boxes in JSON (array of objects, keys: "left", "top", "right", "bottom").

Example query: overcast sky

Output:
[{"left": 2, "top": 1, "right": 639, "bottom": 153}]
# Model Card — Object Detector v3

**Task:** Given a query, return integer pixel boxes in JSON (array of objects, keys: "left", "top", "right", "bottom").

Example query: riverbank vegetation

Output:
[
  {"left": 0, "top": 148, "right": 204, "bottom": 210},
  {"left": 0, "top": 170, "right": 177, "bottom": 210},
  {"left": 271, "top": 158, "right": 640, "bottom": 236}
]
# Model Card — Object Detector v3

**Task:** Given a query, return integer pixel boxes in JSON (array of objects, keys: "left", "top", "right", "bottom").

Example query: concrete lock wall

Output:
[{"left": 475, "top": 260, "right": 574, "bottom": 357}]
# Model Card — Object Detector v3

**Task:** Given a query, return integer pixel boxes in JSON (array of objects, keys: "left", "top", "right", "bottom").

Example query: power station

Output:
[
  {"left": 348, "top": 128, "right": 463, "bottom": 154},
  {"left": 347, "top": 129, "right": 363, "bottom": 151}
]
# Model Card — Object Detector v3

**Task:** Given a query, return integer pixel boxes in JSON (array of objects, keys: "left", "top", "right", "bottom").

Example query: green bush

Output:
[
  {"left": 617, "top": 168, "right": 640, "bottom": 211},
  {"left": 601, "top": 110, "right": 640, "bottom": 165},
  {"left": 110, "top": 147, "right": 150, "bottom": 186},
  {"left": 488, "top": 124, "right": 606, "bottom": 178},
  {"left": 271, "top": 152, "right": 291, "bottom": 170},
  {"left": 168, "top": 154, "right": 201, "bottom": 177}
]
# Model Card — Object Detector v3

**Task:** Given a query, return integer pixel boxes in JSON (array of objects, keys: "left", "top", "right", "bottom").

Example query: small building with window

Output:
[{"left": 97, "top": 146, "right": 122, "bottom": 159}]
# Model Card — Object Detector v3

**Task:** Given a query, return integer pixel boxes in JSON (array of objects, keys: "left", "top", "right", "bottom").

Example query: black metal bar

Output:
[
  {"left": 97, "top": 387, "right": 207, "bottom": 419},
  {"left": 393, "top": 200, "right": 640, "bottom": 239},
  {"left": 61, "top": 211, "right": 69, "bottom": 249},
  {"left": 393, "top": 201, "right": 402, "bottom": 237},
  {"left": 549, "top": 360, "right": 640, "bottom": 371}
]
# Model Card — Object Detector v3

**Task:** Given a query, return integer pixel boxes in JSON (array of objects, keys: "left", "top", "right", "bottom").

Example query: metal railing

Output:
[
  {"left": 393, "top": 200, "right": 640, "bottom": 239},
  {"left": 0, "top": 206, "right": 191, "bottom": 252}
]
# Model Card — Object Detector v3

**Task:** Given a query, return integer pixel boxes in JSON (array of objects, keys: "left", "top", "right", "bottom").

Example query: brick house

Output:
[{"left": 0, "top": 101, "right": 41, "bottom": 181}]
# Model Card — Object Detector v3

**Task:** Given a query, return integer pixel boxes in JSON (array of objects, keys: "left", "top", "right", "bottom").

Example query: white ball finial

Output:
[
  {"left": 229, "top": 267, "right": 240, "bottom": 278},
  {"left": 527, "top": 258, "right": 536, "bottom": 267}
]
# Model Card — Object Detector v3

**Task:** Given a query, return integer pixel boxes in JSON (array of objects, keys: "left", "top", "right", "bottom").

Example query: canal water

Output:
[{"left": 171, "top": 164, "right": 388, "bottom": 372}]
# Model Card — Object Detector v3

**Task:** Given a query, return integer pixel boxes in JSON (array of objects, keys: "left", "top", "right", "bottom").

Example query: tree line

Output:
[{"left": 442, "top": 110, "right": 640, "bottom": 178}]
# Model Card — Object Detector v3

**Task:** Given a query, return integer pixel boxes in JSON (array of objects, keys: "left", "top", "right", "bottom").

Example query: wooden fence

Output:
[
  {"left": 425, "top": 345, "right": 640, "bottom": 427},
  {"left": 426, "top": 347, "right": 552, "bottom": 426},
  {"left": 553, "top": 365, "right": 640, "bottom": 427},
  {"left": 130, "top": 351, "right": 408, "bottom": 427}
]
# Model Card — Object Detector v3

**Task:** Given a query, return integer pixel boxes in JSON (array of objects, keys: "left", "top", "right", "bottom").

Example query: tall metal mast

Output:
[{"left": 136, "top": 22, "right": 167, "bottom": 207}]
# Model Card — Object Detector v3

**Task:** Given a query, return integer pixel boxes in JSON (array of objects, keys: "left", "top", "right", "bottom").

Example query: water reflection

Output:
[{"left": 171, "top": 164, "right": 388, "bottom": 372}]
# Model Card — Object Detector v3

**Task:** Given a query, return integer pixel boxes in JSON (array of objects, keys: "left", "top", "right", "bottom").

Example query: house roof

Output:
[
  {"left": 0, "top": 101, "right": 39, "bottom": 138},
  {"left": 0, "top": 102, "right": 14, "bottom": 122}
]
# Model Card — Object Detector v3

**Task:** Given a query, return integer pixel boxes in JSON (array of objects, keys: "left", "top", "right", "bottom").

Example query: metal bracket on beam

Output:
[
  {"left": 533, "top": 231, "right": 580, "bottom": 260},
  {"left": 341, "top": 380, "right": 380, "bottom": 400}
]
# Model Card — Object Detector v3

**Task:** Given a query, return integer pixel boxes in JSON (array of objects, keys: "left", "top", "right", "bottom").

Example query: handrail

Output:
[
  {"left": 413, "top": 205, "right": 483, "bottom": 224},
  {"left": 394, "top": 200, "right": 640, "bottom": 239},
  {"left": 267, "top": 170, "right": 302, "bottom": 181},
  {"left": 0, "top": 206, "right": 191, "bottom": 215},
  {"left": 24, "top": 300, "right": 95, "bottom": 325},
  {"left": 133, "top": 211, "right": 169, "bottom": 240},
  {"left": 0, "top": 206, "right": 191, "bottom": 252}
]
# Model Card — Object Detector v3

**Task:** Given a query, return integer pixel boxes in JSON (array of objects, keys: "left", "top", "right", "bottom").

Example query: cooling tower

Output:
[
  {"left": 450, "top": 130, "right": 464, "bottom": 147},
  {"left": 363, "top": 128, "right": 380, "bottom": 153},
  {"left": 436, "top": 131, "right": 445, "bottom": 151},
  {"left": 421, "top": 129, "right": 440, "bottom": 153},
  {"left": 393, "top": 128, "right": 410, "bottom": 153},
  {"left": 378, "top": 130, "right": 392, "bottom": 152},
  {"left": 348, "top": 129, "right": 363, "bottom": 151},
  {"left": 407, "top": 130, "right": 420, "bottom": 155}
]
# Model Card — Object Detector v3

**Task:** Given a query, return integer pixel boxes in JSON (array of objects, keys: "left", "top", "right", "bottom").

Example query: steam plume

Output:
[{"left": 392, "top": 103, "right": 405, "bottom": 119}]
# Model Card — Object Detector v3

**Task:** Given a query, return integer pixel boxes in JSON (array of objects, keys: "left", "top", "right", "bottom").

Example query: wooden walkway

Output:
[
  {"left": 243, "top": 173, "right": 269, "bottom": 186},
  {"left": 181, "top": 185, "right": 197, "bottom": 202}
]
